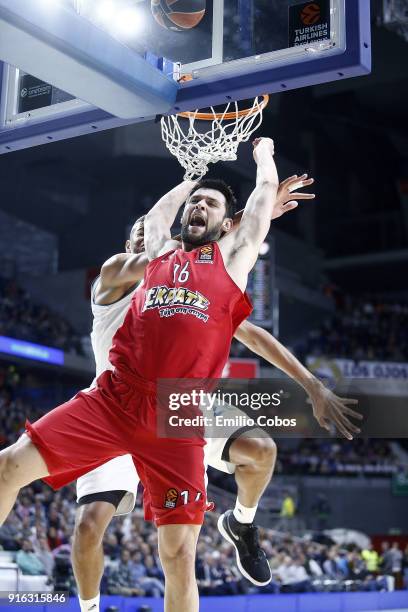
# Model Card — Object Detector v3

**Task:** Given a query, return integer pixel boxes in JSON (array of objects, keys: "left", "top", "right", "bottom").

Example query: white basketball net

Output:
[{"left": 160, "top": 97, "right": 267, "bottom": 181}]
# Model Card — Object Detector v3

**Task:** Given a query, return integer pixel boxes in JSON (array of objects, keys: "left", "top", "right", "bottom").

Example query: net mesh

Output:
[{"left": 161, "top": 97, "right": 267, "bottom": 181}]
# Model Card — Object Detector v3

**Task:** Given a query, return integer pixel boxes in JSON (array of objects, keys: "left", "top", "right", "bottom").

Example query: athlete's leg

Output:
[
  {"left": 0, "top": 434, "right": 49, "bottom": 525},
  {"left": 217, "top": 428, "right": 277, "bottom": 586},
  {"left": 158, "top": 524, "right": 201, "bottom": 612},
  {"left": 229, "top": 430, "right": 277, "bottom": 511},
  {"left": 72, "top": 500, "right": 118, "bottom": 607},
  {"left": 73, "top": 455, "right": 139, "bottom": 612}
]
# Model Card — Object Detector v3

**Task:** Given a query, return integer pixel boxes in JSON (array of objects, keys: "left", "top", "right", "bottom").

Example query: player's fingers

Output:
[
  {"left": 290, "top": 192, "right": 316, "bottom": 200},
  {"left": 339, "top": 405, "right": 363, "bottom": 420},
  {"left": 300, "top": 177, "right": 315, "bottom": 186},
  {"left": 334, "top": 410, "right": 361, "bottom": 436},
  {"left": 285, "top": 175, "right": 309, "bottom": 191},
  {"left": 318, "top": 418, "right": 331, "bottom": 432},
  {"left": 339, "top": 397, "right": 359, "bottom": 405},
  {"left": 281, "top": 175, "right": 298, "bottom": 186},
  {"left": 333, "top": 417, "right": 354, "bottom": 440},
  {"left": 281, "top": 202, "right": 299, "bottom": 212}
]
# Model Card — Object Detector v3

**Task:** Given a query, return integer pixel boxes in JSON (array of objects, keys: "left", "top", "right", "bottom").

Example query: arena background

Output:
[{"left": 0, "top": 0, "right": 408, "bottom": 610}]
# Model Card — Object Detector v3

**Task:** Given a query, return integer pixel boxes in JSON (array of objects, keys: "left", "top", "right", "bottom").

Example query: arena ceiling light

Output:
[
  {"left": 80, "top": 0, "right": 145, "bottom": 39},
  {"left": 113, "top": 6, "right": 145, "bottom": 39},
  {"left": 96, "top": 0, "right": 115, "bottom": 24}
]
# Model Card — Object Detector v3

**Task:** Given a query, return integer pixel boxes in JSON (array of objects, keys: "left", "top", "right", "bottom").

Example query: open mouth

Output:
[{"left": 189, "top": 213, "right": 206, "bottom": 227}]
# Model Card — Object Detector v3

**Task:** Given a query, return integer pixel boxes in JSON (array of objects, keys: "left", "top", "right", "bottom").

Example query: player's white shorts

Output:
[
  {"left": 76, "top": 403, "right": 253, "bottom": 516},
  {"left": 76, "top": 454, "right": 140, "bottom": 516}
]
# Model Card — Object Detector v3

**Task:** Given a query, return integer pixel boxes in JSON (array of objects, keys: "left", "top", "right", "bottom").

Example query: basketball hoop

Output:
[{"left": 160, "top": 95, "right": 269, "bottom": 181}]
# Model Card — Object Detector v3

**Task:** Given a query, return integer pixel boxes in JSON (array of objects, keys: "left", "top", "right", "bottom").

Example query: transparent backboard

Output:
[
  {"left": 0, "top": 0, "right": 370, "bottom": 153},
  {"left": 77, "top": 0, "right": 346, "bottom": 80}
]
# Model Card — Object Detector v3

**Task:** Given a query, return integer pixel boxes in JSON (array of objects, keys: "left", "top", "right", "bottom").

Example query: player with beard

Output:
[
  {"left": 72, "top": 192, "right": 361, "bottom": 612},
  {"left": 0, "top": 138, "right": 361, "bottom": 612}
]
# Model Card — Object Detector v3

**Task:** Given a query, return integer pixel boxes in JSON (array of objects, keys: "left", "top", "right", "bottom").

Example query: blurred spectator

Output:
[
  {"left": 390, "top": 542, "right": 403, "bottom": 575},
  {"left": 311, "top": 493, "right": 331, "bottom": 530},
  {"left": 107, "top": 549, "right": 145, "bottom": 597},
  {"left": 16, "top": 539, "right": 46, "bottom": 576},
  {"left": 275, "top": 556, "right": 313, "bottom": 593},
  {"left": 304, "top": 294, "right": 408, "bottom": 362},
  {"left": 323, "top": 549, "right": 344, "bottom": 580},
  {"left": 0, "top": 511, "right": 21, "bottom": 551},
  {"left": 362, "top": 543, "right": 380, "bottom": 573},
  {"left": 380, "top": 541, "right": 394, "bottom": 575},
  {"left": 278, "top": 491, "right": 295, "bottom": 531},
  {"left": 129, "top": 551, "right": 165, "bottom": 598},
  {"left": 402, "top": 545, "right": 408, "bottom": 589},
  {"left": 34, "top": 537, "right": 55, "bottom": 578},
  {"left": 47, "top": 526, "right": 63, "bottom": 551}
]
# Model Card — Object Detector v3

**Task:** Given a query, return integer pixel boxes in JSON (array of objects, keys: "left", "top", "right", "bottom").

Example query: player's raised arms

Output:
[
  {"left": 144, "top": 180, "right": 196, "bottom": 260},
  {"left": 219, "top": 137, "right": 279, "bottom": 292}
]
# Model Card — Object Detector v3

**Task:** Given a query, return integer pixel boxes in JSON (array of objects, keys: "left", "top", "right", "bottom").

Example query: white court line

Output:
[{"left": 364, "top": 609, "right": 408, "bottom": 612}]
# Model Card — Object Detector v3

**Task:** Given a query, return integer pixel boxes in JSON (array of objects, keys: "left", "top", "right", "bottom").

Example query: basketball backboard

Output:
[{"left": 0, "top": 0, "right": 371, "bottom": 154}]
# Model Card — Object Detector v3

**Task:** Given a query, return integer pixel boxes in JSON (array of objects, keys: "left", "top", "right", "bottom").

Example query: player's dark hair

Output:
[
  {"left": 190, "top": 179, "right": 237, "bottom": 219},
  {"left": 135, "top": 215, "right": 145, "bottom": 225}
]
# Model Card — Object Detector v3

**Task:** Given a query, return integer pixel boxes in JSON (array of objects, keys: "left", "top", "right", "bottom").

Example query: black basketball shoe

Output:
[{"left": 217, "top": 509, "right": 272, "bottom": 586}]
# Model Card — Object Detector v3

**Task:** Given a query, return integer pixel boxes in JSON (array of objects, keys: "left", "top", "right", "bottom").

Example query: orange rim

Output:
[{"left": 177, "top": 94, "right": 269, "bottom": 121}]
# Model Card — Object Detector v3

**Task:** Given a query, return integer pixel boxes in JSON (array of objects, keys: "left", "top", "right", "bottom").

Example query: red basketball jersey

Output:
[{"left": 109, "top": 242, "right": 252, "bottom": 382}]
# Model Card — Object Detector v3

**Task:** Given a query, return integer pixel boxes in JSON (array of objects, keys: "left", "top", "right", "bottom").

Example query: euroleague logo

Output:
[
  {"left": 164, "top": 488, "right": 178, "bottom": 509},
  {"left": 300, "top": 2, "right": 321, "bottom": 25},
  {"left": 196, "top": 244, "right": 214, "bottom": 264}
]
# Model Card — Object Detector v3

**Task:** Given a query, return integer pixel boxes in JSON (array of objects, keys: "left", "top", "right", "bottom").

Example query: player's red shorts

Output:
[{"left": 25, "top": 369, "right": 206, "bottom": 527}]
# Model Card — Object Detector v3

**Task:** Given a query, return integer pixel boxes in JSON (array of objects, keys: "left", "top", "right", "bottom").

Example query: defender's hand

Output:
[
  {"left": 272, "top": 174, "right": 315, "bottom": 219},
  {"left": 307, "top": 382, "right": 363, "bottom": 440}
]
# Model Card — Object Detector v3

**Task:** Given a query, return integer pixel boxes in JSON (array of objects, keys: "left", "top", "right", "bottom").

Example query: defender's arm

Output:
[
  {"left": 99, "top": 252, "right": 149, "bottom": 288},
  {"left": 234, "top": 320, "right": 362, "bottom": 439}
]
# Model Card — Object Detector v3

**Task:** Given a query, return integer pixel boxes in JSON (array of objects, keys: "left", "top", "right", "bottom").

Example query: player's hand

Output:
[
  {"left": 272, "top": 174, "right": 315, "bottom": 220},
  {"left": 253, "top": 137, "right": 275, "bottom": 162},
  {"left": 307, "top": 382, "right": 363, "bottom": 440}
]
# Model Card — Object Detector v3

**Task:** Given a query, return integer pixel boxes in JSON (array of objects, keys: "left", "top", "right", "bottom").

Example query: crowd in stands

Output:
[
  {"left": 0, "top": 277, "right": 83, "bottom": 355},
  {"left": 1, "top": 482, "right": 407, "bottom": 598},
  {"left": 0, "top": 365, "right": 51, "bottom": 449},
  {"left": 275, "top": 439, "right": 401, "bottom": 477},
  {"left": 305, "top": 293, "right": 408, "bottom": 362}
]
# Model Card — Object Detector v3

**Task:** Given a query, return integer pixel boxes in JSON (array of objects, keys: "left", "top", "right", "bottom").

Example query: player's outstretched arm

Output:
[
  {"left": 220, "top": 137, "right": 279, "bottom": 291},
  {"left": 234, "top": 319, "right": 363, "bottom": 440},
  {"left": 144, "top": 180, "right": 196, "bottom": 261}
]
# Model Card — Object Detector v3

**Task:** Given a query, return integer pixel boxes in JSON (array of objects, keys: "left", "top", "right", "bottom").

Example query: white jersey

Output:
[
  {"left": 90, "top": 278, "right": 138, "bottom": 381},
  {"left": 76, "top": 278, "right": 140, "bottom": 515}
]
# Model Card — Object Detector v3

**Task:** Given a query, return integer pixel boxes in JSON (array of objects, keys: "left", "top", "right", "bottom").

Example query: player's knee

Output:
[
  {"left": 74, "top": 510, "right": 104, "bottom": 550},
  {"left": 160, "top": 537, "right": 196, "bottom": 576},
  {"left": 0, "top": 446, "right": 23, "bottom": 489},
  {"left": 248, "top": 435, "right": 277, "bottom": 466}
]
